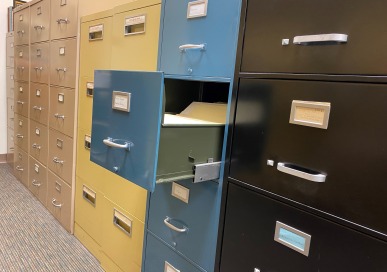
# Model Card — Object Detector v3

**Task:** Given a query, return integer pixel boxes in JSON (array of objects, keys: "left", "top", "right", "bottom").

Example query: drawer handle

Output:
[
  {"left": 34, "top": 67, "right": 43, "bottom": 71},
  {"left": 16, "top": 134, "right": 24, "bottom": 139},
  {"left": 17, "top": 67, "right": 25, "bottom": 70},
  {"left": 56, "top": 67, "right": 67, "bottom": 72},
  {"left": 56, "top": 18, "right": 69, "bottom": 24},
  {"left": 52, "top": 157, "right": 64, "bottom": 164},
  {"left": 164, "top": 217, "right": 188, "bottom": 233},
  {"left": 54, "top": 113, "right": 65, "bottom": 119},
  {"left": 113, "top": 209, "right": 132, "bottom": 236},
  {"left": 179, "top": 43, "right": 206, "bottom": 52},
  {"left": 293, "top": 33, "right": 348, "bottom": 45},
  {"left": 16, "top": 166, "right": 24, "bottom": 171},
  {"left": 17, "top": 101, "right": 25, "bottom": 105},
  {"left": 32, "top": 143, "right": 41, "bottom": 150},
  {"left": 277, "top": 162, "right": 326, "bottom": 183},
  {"left": 33, "top": 106, "right": 43, "bottom": 111},
  {"left": 51, "top": 198, "right": 62, "bottom": 208},
  {"left": 34, "top": 25, "right": 45, "bottom": 30},
  {"left": 17, "top": 30, "right": 25, "bottom": 35},
  {"left": 82, "top": 186, "right": 96, "bottom": 206},
  {"left": 32, "top": 179, "right": 41, "bottom": 187},
  {"left": 103, "top": 138, "right": 132, "bottom": 151}
]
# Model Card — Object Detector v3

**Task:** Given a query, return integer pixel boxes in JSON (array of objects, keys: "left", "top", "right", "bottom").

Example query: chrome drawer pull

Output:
[
  {"left": 164, "top": 217, "right": 188, "bottom": 233},
  {"left": 34, "top": 67, "right": 43, "bottom": 71},
  {"left": 52, "top": 157, "right": 64, "bottom": 164},
  {"left": 56, "top": 67, "right": 67, "bottom": 72},
  {"left": 103, "top": 138, "right": 132, "bottom": 151},
  {"left": 179, "top": 43, "right": 206, "bottom": 52},
  {"left": 277, "top": 162, "right": 326, "bottom": 183},
  {"left": 33, "top": 106, "right": 43, "bottom": 111},
  {"left": 34, "top": 25, "right": 45, "bottom": 30},
  {"left": 56, "top": 18, "right": 69, "bottom": 24},
  {"left": 16, "top": 166, "right": 24, "bottom": 171},
  {"left": 32, "top": 179, "right": 41, "bottom": 187},
  {"left": 17, "top": 30, "right": 25, "bottom": 35},
  {"left": 54, "top": 113, "right": 65, "bottom": 119},
  {"left": 17, "top": 67, "right": 25, "bottom": 70},
  {"left": 51, "top": 198, "right": 62, "bottom": 208},
  {"left": 17, "top": 101, "right": 25, "bottom": 105},
  {"left": 293, "top": 33, "right": 348, "bottom": 45},
  {"left": 16, "top": 134, "right": 24, "bottom": 139},
  {"left": 32, "top": 143, "right": 41, "bottom": 150}
]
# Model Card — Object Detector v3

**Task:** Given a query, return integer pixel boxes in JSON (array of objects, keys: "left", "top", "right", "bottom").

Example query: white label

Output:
[
  {"left": 290, "top": 100, "right": 331, "bottom": 129},
  {"left": 294, "top": 107, "right": 325, "bottom": 125},
  {"left": 164, "top": 262, "right": 180, "bottom": 272},
  {"left": 85, "top": 135, "right": 91, "bottom": 143},
  {"left": 57, "top": 139, "right": 63, "bottom": 149},
  {"left": 35, "top": 128, "right": 40, "bottom": 135},
  {"left": 187, "top": 1, "right": 207, "bottom": 18},
  {"left": 60, "top": 0, "right": 66, "bottom": 6},
  {"left": 19, "top": 120, "right": 23, "bottom": 126},
  {"left": 89, "top": 24, "right": 103, "bottom": 33},
  {"left": 11, "top": 75, "right": 14, "bottom": 80},
  {"left": 36, "top": 89, "right": 41, "bottom": 96},
  {"left": 125, "top": 15, "right": 146, "bottom": 26},
  {"left": 37, "top": 49, "right": 41, "bottom": 57},
  {"left": 10, "top": 42, "right": 14, "bottom": 48},
  {"left": 58, "top": 93, "right": 64, "bottom": 102},
  {"left": 19, "top": 51, "right": 23, "bottom": 57},
  {"left": 112, "top": 91, "right": 131, "bottom": 112},
  {"left": 19, "top": 87, "right": 23, "bottom": 92},
  {"left": 19, "top": 15, "right": 23, "bottom": 21},
  {"left": 37, "top": 6, "right": 42, "bottom": 15},
  {"left": 171, "top": 182, "right": 190, "bottom": 204},
  {"left": 35, "top": 164, "right": 39, "bottom": 173},
  {"left": 86, "top": 82, "right": 94, "bottom": 89},
  {"left": 59, "top": 47, "right": 65, "bottom": 55}
]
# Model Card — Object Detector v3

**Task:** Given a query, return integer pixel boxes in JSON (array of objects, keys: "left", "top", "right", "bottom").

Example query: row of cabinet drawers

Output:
[
  {"left": 14, "top": 39, "right": 77, "bottom": 88},
  {"left": 6, "top": 33, "right": 14, "bottom": 68},
  {"left": 13, "top": 0, "right": 78, "bottom": 45}
]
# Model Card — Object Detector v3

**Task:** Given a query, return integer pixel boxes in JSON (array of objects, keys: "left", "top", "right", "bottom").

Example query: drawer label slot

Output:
[
  {"left": 124, "top": 15, "right": 146, "bottom": 36},
  {"left": 171, "top": 182, "right": 190, "bottom": 203},
  {"left": 290, "top": 100, "right": 331, "bottom": 129},
  {"left": 164, "top": 261, "right": 180, "bottom": 272},
  {"left": 89, "top": 24, "right": 104, "bottom": 41},
  {"left": 187, "top": 0, "right": 208, "bottom": 19},
  {"left": 112, "top": 91, "right": 131, "bottom": 112},
  {"left": 274, "top": 221, "right": 311, "bottom": 256}
]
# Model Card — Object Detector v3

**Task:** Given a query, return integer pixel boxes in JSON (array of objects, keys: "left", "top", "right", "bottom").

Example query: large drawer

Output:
[
  {"left": 6, "top": 33, "right": 14, "bottom": 68},
  {"left": 159, "top": 0, "right": 241, "bottom": 79},
  {"left": 14, "top": 146, "right": 29, "bottom": 187},
  {"left": 29, "top": 156, "right": 48, "bottom": 206},
  {"left": 47, "top": 170, "right": 72, "bottom": 232},
  {"left": 30, "top": 0, "right": 50, "bottom": 43},
  {"left": 49, "top": 86, "right": 75, "bottom": 137},
  {"left": 50, "top": 39, "right": 77, "bottom": 88},
  {"left": 241, "top": 0, "right": 387, "bottom": 75},
  {"left": 30, "top": 42, "right": 50, "bottom": 83},
  {"left": 14, "top": 114, "right": 29, "bottom": 152},
  {"left": 30, "top": 82, "right": 49, "bottom": 125},
  {"left": 221, "top": 183, "right": 387, "bottom": 271},
  {"left": 48, "top": 129, "right": 74, "bottom": 184},
  {"left": 14, "top": 6, "right": 30, "bottom": 45},
  {"left": 14, "top": 81, "right": 29, "bottom": 117},
  {"left": 77, "top": 77, "right": 94, "bottom": 132},
  {"left": 14, "top": 45, "right": 29, "bottom": 82},
  {"left": 6, "top": 68, "right": 15, "bottom": 98},
  {"left": 50, "top": 0, "right": 78, "bottom": 40},
  {"left": 111, "top": 0, "right": 160, "bottom": 71},
  {"left": 148, "top": 179, "right": 219, "bottom": 272},
  {"left": 230, "top": 78, "right": 387, "bottom": 237},
  {"left": 29, "top": 119, "right": 48, "bottom": 166}
]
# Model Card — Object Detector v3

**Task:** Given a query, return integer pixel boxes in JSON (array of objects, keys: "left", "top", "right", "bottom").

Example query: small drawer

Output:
[
  {"left": 30, "top": 42, "right": 50, "bottom": 84},
  {"left": 7, "top": 97, "right": 14, "bottom": 120},
  {"left": 14, "top": 114, "right": 29, "bottom": 152},
  {"left": 6, "top": 34, "right": 14, "bottom": 68},
  {"left": 14, "top": 45, "right": 30, "bottom": 82},
  {"left": 50, "top": 0, "right": 78, "bottom": 40},
  {"left": 30, "top": 0, "right": 50, "bottom": 43},
  {"left": 48, "top": 129, "right": 73, "bottom": 184},
  {"left": 14, "top": 145, "right": 29, "bottom": 187},
  {"left": 101, "top": 198, "right": 144, "bottom": 272},
  {"left": 29, "top": 119, "right": 48, "bottom": 166},
  {"left": 144, "top": 232, "right": 203, "bottom": 272},
  {"left": 29, "top": 156, "right": 48, "bottom": 206},
  {"left": 7, "top": 128, "right": 14, "bottom": 154},
  {"left": 78, "top": 77, "right": 94, "bottom": 132},
  {"left": 30, "top": 82, "right": 49, "bottom": 125},
  {"left": 14, "top": 81, "right": 29, "bottom": 117},
  {"left": 50, "top": 39, "right": 77, "bottom": 88},
  {"left": 6, "top": 68, "right": 15, "bottom": 98},
  {"left": 14, "top": 6, "right": 30, "bottom": 45},
  {"left": 47, "top": 170, "right": 72, "bottom": 232},
  {"left": 49, "top": 86, "right": 75, "bottom": 137}
]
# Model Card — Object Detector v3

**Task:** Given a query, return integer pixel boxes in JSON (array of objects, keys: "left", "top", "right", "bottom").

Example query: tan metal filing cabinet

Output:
[
  {"left": 6, "top": 32, "right": 14, "bottom": 68},
  {"left": 7, "top": 98, "right": 14, "bottom": 130},
  {"left": 50, "top": 0, "right": 78, "bottom": 40},
  {"left": 30, "top": 83, "right": 49, "bottom": 125},
  {"left": 6, "top": 68, "right": 15, "bottom": 98},
  {"left": 111, "top": 0, "right": 161, "bottom": 71},
  {"left": 50, "top": 39, "right": 77, "bottom": 88},
  {"left": 29, "top": 156, "right": 48, "bottom": 206},
  {"left": 14, "top": 114, "right": 29, "bottom": 153},
  {"left": 14, "top": 45, "right": 30, "bottom": 82},
  {"left": 30, "top": 0, "right": 50, "bottom": 43},
  {"left": 14, "top": 146, "right": 29, "bottom": 187},
  {"left": 30, "top": 42, "right": 50, "bottom": 83},
  {"left": 14, "top": 81, "right": 29, "bottom": 118},
  {"left": 14, "top": 4, "right": 30, "bottom": 46},
  {"left": 7, "top": 129, "right": 14, "bottom": 166},
  {"left": 49, "top": 86, "right": 75, "bottom": 137},
  {"left": 29, "top": 119, "right": 48, "bottom": 166}
]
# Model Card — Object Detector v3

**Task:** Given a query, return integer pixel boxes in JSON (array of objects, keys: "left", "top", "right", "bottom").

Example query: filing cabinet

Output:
[
  {"left": 30, "top": 42, "right": 50, "bottom": 83},
  {"left": 49, "top": 86, "right": 75, "bottom": 137},
  {"left": 14, "top": 45, "right": 30, "bottom": 82},
  {"left": 6, "top": 32, "right": 14, "bottom": 68},
  {"left": 14, "top": 146, "right": 29, "bottom": 187},
  {"left": 7, "top": 128, "right": 14, "bottom": 166},
  {"left": 77, "top": 77, "right": 94, "bottom": 132},
  {"left": 6, "top": 68, "right": 15, "bottom": 98},
  {"left": 50, "top": 38, "right": 77, "bottom": 88},
  {"left": 50, "top": 0, "right": 78, "bottom": 40},
  {"left": 14, "top": 113, "right": 29, "bottom": 153},
  {"left": 7, "top": 98, "right": 14, "bottom": 128},
  {"left": 29, "top": 156, "right": 48, "bottom": 205},
  {"left": 30, "top": 82, "right": 49, "bottom": 125},
  {"left": 14, "top": 81, "right": 29, "bottom": 118},
  {"left": 30, "top": 0, "right": 50, "bottom": 43},
  {"left": 14, "top": 4, "right": 30, "bottom": 46},
  {"left": 29, "top": 119, "right": 48, "bottom": 166}
]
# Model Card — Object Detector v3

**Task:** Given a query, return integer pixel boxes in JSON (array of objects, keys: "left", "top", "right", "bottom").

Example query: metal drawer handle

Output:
[
  {"left": 56, "top": 67, "right": 67, "bottom": 72},
  {"left": 17, "top": 67, "right": 25, "bottom": 70},
  {"left": 17, "top": 30, "right": 25, "bottom": 35},
  {"left": 52, "top": 157, "right": 64, "bottom": 164},
  {"left": 34, "top": 25, "right": 45, "bottom": 30},
  {"left": 17, "top": 100, "right": 25, "bottom": 105},
  {"left": 16, "top": 166, "right": 24, "bottom": 171},
  {"left": 277, "top": 162, "right": 326, "bottom": 183},
  {"left": 293, "top": 34, "right": 348, "bottom": 45},
  {"left": 16, "top": 134, "right": 24, "bottom": 139},
  {"left": 34, "top": 67, "right": 43, "bottom": 71},
  {"left": 32, "top": 179, "right": 41, "bottom": 187},
  {"left": 164, "top": 217, "right": 188, "bottom": 233},
  {"left": 33, "top": 106, "right": 43, "bottom": 111},
  {"left": 54, "top": 113, "right": 65, "bottom": 119},
  {"left": 32, "top": 143, "right": 41, "bottom": 150},
  {"left": 179, "top": 43, "right": 206, "bottom": 52},
  {"left": 51, "top": 198, "right": 62, "bottom": 208},
  {"left": 103, "top": 138, "right": 132, "bottom": 151},
  {"left": 113, "top": 209, "right": 132, "bottom": 236},
  {"left": 56, "top": 18, "right": 69, "bottom": 24}
]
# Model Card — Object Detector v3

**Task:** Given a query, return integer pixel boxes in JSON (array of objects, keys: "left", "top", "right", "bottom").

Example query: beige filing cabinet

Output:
[{"left": 6, "top": 32, "right": 15, "bottom": 166}]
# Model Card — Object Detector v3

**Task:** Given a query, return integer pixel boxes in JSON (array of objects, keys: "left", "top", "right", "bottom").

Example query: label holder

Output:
[{"left": 274, "top": 221, "right": 311, "bottom": 257}]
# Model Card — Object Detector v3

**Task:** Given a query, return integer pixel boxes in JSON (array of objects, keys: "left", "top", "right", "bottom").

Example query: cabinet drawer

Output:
[
  {"left": 6, "top": 33, "right": 14, "bottom": 68},
  {"left": 29, "top": 119, "right": 48, "bottom": 166},
  {"left": 14, "top": 6, "right": 30, "bottom": 45},
  {"left": 148, "top": 180, "right": 219, "bottom": 271},
  {"left": 6, "top": 68, "right": 15, "bottom": 98},
  {"left": 241, "top": 0, "right": 387, "bottom": 75},
  {"left": 80, "top": 11, "right": 113, "bottom": 78},
  {"left": 14, "top": 45, "right": 29, "bottom": 82},
  {"left": 230, "top": 78, "right": 387, "bottom": 237},
  {"left": 30, "top": 42, "right": 50, "bottom": 83},
  {"left": 14, "top": 81, "right": 29, "bottom": 117},
  {"left": 50, "top": 0, "right": 78, "bottom": 40},
  {"left": 159, "top": 0, "right": 241, "bottom": 79},
  {"left": 47, "top": 170, "right": 72, "bottom": 232},
  {"left": 78, "top": 77, "right": 94, "bottom": 132},
  {"left": 14, "top": 146, "right": 29, "bottom": 187},
  {"left": 30, "top": 82, "right": 49, "bottom": 125},
  {"left": 221, "top": 183, "right": 387, "bottom": 272},
  {"left": 144, "top": 233, "right": 204, "bottom": 272},
  {"left": 7, "top": 97, "right": 14, "bottom": 121},
  {"left": 111, "top": 0, "right": 160, "bottom": 71},
  {"left": 48, "top": 129, "right": 74, "bottom": 184},
  {"left": 30, "top": 0, "right": 50, "bottom": 43},
  {"left": 49, "top": 86, "right": 75, "bottom": 137},
  {"left": 50, "top": 39, "right": 77, "bottom": 88},
  {"left": 29, "top": 156, "right": 48, "bottom": 206},
  {"left": 14, "top": 114, "right": 29, "bottom": 152},
  {"left": 7, "top": 128, "right": 14, "bottom": 154}
]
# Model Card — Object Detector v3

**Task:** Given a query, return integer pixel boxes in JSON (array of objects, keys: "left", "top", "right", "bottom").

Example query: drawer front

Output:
[
  {"left": 30, "top": 0, "right": 50, "bottom": 43},
  {"left": 7, "top": 128, "right": 14, "bottom": 154},
  {"left": 221, "top": 183, "right": 387, "bottom": 272},
  {"left": 30, "top": 42, "right": 50, "bottom": 83},
  {"left": 6, "top": 35, "right": 14, "bottom": 68},
  {"left": 14, "top": 114, "right": 29, "bottom": 152},
  {"left": 230, "top": 78, "right": 387, "bottom": 236},
  {"left": 50, "top": 0, "right": 78, "bottom": 40},
  {"left": 6, "top": 68, "right": 15, "bottom": 98},
  {"left": 14, "top": 45, "right": 29, "bottom": 82},
  {"left": 147, "top": 179, "right": 219, "bottom": 272},
  {"left": 159, "top": 0, "right": 241, "bottom": 79},
  {"left": 50, "top": 39, "right": 77, "bottom": 88},
  {"left": 14, "top": 8, "right": 30, "bottom": 45},
  {"left": 14, "top": 146, "right": 29, "bottom": 186},
  {"left": 78, "top": 77, "right": 94, "bottom": 132},
  {"left": 144, "top": 233, "right": 204, "bottom": 272},
  {"left": 29, "top": 119, "right": 48, "bottom": 166},
  {"left": 242, "top": 0, "right": 387, "bottom": 75},
  {"left": 14, "top": 81, "right": 29, "bottom": 117},
  {"left": 101, "top": 197, "right": 144, "bottom": 272},
  {"left": 29, "top": 156, "right": 48, "bottom": 205},
  {"left": 48, "top": 129, "right": 74, "bottom": 184},
  {"left": 111, "top": 4, "right": 160, "bottom": 71},
  {"left": 30, "top": 82, "right": 49, "bottom": 125},
  {"left": 7, "top": 97, "right": 14, "bottom": 121},
  {"left": 80, "top": 16, "right": 113, "bottom": 78},
  {"left": 49, "top": 86, "right": 75, "bottom": 137},
  {"left": 47, "top": 170, "right": 72, "bottom": 232}
]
